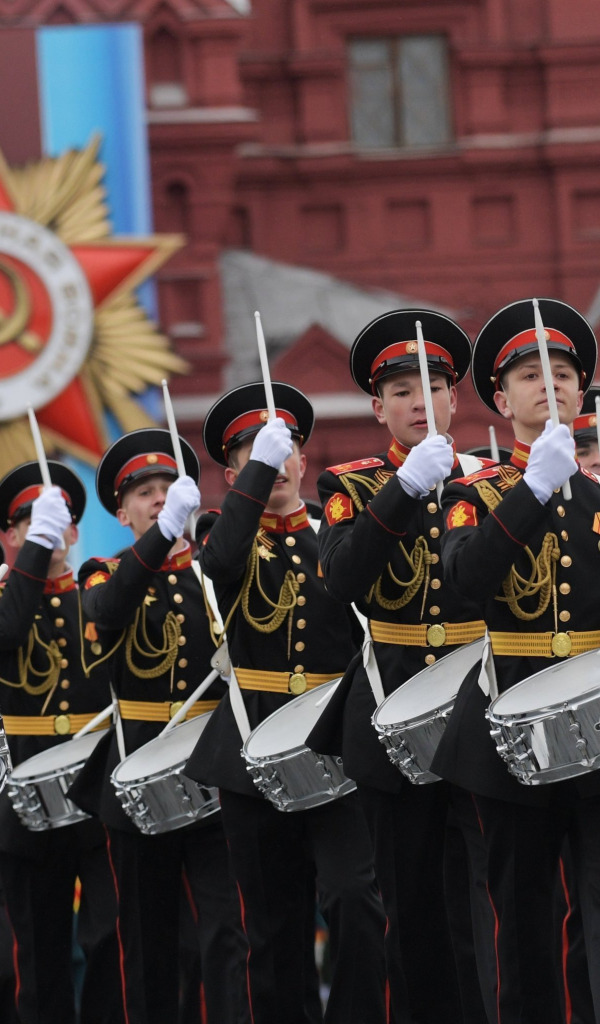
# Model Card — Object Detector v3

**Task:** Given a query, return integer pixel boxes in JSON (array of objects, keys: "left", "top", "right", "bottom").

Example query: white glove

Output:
[
  {"left": 250, "top": 418, "right": 293, "bottom": 469},
  {"left": 396, "top": 435, "right": 454, "bottom": 498},
  {"left": 26, "top": 486, "right": 72, "bottom": 550},
  {"left": 524, "top": 420, "right": 577, "bottom": 504},
  {"left": 157, "top": 476, "right": 200, "bottom": 541}
]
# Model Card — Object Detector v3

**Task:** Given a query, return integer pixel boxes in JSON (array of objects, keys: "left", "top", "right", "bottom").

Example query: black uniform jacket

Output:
[
  {"left": 184, "top": 459, "right": 360, "bottom": 797},
  {"left": 432, "top": 448, "right": 600, "bottom": 805},
  {"left": 0, "top": 541, "right": 111, "bottom": 856},
  {"left": 74, "top": 525, "right": 226, "bottom": 831},
  {"left": 307, "top": 444, "right": 486, "bottom": 794}
]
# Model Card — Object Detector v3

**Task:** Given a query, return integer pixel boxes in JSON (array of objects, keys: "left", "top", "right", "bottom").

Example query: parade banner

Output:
[{"left": 0, "top": 24, "right": 185, "bottom": 561}]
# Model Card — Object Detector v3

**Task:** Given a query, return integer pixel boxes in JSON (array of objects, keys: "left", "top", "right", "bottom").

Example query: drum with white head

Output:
[
  {"left": 372, "top": 638, "right": 486, "bottom": 784},
  {"left": 242, "top": 679, "right": 355, "bottom": 811},
  {"left": 8, "top": 729, "right": 107, "bottom": 830},
  {"left": 488, "top": 647, "right": 600, "bottom": 785},
  {"left": 111, "top": 712, "right": 219, "bottom": 834}
]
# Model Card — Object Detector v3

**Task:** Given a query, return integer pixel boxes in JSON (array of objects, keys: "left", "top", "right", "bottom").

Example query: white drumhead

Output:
[
  {"left": 491, "top": 647, "right": 600, "bottom": 716},
  {"left": 244, "top": 679, "right": 342, "bottom": 758},
  {"left": 10, "top": 729, "right": 109, "bottom": 780},
  {"left": 114, "top": 713, "right": 212, "bottom": 782},
  {"left": 374, "top": 637, "right": 485, "bottom": 727}
]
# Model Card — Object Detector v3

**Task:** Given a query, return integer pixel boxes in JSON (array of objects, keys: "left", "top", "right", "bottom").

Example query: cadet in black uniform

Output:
[
  {"left": 184, "top": 382, "right": 387, "bottom": 1024},
  {"left": 432, "top": 298, "right": 600, "bottom": 1023},
  {"left": 0, "top": 463, "right": 124, "bottom": 1024},
  {"left": 308, "top": 309, "right": 495, "bottom": 1024},
  {"left": 75, "top": 430, "right": 247, "bottom": 1024},
  {"left": 574, "top": 384, "right": 600, "bottom": 475}
]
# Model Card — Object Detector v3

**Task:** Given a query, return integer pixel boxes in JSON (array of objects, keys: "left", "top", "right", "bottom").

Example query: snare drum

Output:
[
  {"left": 488, "top": 647, "right": 600, "bottom": 785},
  {"left": 242, "top": 679, "right": 355, "bottom": 812},
  {"left": 111, "top": 713, "right": 219, "bottom": 835},
  {"left": 8, "top": 730, "right": 108, "bottom": 831},
  {"left": 372, "top": 638, "right": 486, "bottom": 784}
]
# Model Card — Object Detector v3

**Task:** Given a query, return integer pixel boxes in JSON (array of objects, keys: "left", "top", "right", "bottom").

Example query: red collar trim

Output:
[
  {"left": 159, "top": 543, "right": 192, "bottom": 572},
  {"left": 387, "top": 438, "right": 410, "bottom": 468},
  {"left": 259, "top": 505, "right": 309, "bottom": 534},
  {"left": 44, "top": 569, "right": 76, "bottom": 595},
  {"left": 510, "top": 440, "right": 531, "bottom": 469}
]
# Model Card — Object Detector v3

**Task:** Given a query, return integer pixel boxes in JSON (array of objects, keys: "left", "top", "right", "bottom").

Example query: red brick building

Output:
[{"left": 3, "top": 0, "right": 600, "bottom": 505}]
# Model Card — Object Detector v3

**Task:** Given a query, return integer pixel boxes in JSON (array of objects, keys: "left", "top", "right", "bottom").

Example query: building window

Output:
[{"left": 348, "top": 36, "right": 451, "bottom": 149}]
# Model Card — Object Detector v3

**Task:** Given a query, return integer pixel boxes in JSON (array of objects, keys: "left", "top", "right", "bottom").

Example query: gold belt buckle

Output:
[
  {"left": 169, "top": 701, "right": 185, "bottom": 719},
  {"left": 54, "top": 714, "right": 71, "bottom": 735},
  {"left": 551, "top": 632, "right": 572, "bottom": 658},
  {"left": 427, "top": 624, "right": 446, "bottom": 648},
  {"left": 289, "top": 673, "right": 307, "bottom": 695}
]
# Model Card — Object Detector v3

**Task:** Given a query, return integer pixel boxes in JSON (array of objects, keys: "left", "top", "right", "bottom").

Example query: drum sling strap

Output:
[{"left": 190, "top": 560, "right": 252, "bottom": 742}]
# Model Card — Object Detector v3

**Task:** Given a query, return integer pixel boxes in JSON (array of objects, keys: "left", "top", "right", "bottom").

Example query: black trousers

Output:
[
  {"left": 219, "top": 787, "right": 387, "bottom": 1024},
  {"left": 106, "top": 817, "right": 248, "bottom": 1024},
  {"left": 358, "top": 782, "right": 466, "bottom": 1024},
  {"left": 0, "top": 826, "right": 124, "bottom": 1024},
  {"left": 451, "top": 787, "right": 600, "bottom": 1024}
]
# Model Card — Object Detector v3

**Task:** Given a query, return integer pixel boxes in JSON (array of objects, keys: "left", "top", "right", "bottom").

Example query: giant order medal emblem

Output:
[{"left": 0, "top": 211, "right": 93, "bottom": 419}]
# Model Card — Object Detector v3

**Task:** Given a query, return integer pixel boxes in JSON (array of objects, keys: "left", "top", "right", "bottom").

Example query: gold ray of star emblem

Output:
[{"left": 0, "top": 135, "right": 187, "bottom": 477}]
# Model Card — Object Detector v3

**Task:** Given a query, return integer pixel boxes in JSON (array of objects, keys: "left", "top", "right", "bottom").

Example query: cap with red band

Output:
[
  {"left": 203, "top": 382, "right": 314, "bottom": 466},
  {"left": 222, "top": 408, "right": 300, "bottom": 458},
  {"left": 96, "top": 428, "right": 199, "bottom": 516},
  {"left": 370, "top": 340, "right": 456, "bottom": 389},
  {"left": 472, "top": 298, "right": 597, "bottom": 413},
  {"left": 113, "top": 453, "right": 179, "bottom": 497},
  {"left": 8, "top": 485, "right": 71, "bottom": 523},
  {"left": 350, "top": 309, "right": 472, "bottom": 395},
  {"left": 0, "top": 460, "right": 86, "bottom": 532}
]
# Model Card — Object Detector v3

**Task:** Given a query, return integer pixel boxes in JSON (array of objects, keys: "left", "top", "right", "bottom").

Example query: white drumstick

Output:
[
  {"left": 416, "top": 320, "right": 443, "bottom": 503},
  {"left": 254, "top": 311, "right": 276, "bottom": 421},
  {"left": 27, "top": 405, "right": 52, "bottom": 489},
  {"left": 72, "top": 704, "right": 114, "bottom": 740},
  {"left": 255, "top": 310, "right": 285, "bottom": 474},
  {"left": 161, "top": 379, "right": 186, "bottom": 477},
  {"left": 0, "top": 564, "right": 8, "bottom": 583},
  {"left": 488, "top": 425, "right": 500, "bottom": 463},
  {"left": 533, "top": 299, "right": 571, "bottom": 500},
  {"left": 160, "top": 668, "right": 219, "bottom": 734},
  {"left": 162, "top": 379, "right": 196, "bottom": 536},
  {"left": 595, "top": 395, "right": 600, "bottom": 463}
]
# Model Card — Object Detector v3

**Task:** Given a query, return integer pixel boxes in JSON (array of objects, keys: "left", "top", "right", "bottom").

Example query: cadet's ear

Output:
[
  {"left": 224, "top": 467, "right": 237, "bottom": 487},
  {"left": 493, "top": 388, "right": 513, "bottom": 421}
]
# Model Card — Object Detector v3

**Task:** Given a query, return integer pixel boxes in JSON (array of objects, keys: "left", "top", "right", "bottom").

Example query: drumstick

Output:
[
  {"left": 488, "top": 425, "right": 500, "bottom": 463},
  {"left": 162, "top": 379, "right": 195, "bottom": 536},
  {"left": 26, "top": 405, "right": 52, "bottom": 490},
  {"left": 72, "top": 704, "right": 114, "bottom": 740},
  {"left": 315, "top": 678, "right": 342, "bottom": 708},
  {"left": 0, "top": 564, "right": 8, "bottom": 583},
  {"left": 254, "top": 311, "right": 276, "bottom": 421},
  {"left": 533, "top": 299, "right": 571, "bottom": 500},
  {"left": 160, "top": 668, "right": 219, "bottom": 735},
  {"left": 416, "top": 320, "right": 443, "bottom": 504},
  {"left": 255, "top": 310, "right": 286, "bottom": 474},
  {"left": 161, "top": 379, "right": 186, "bottom": 478}
]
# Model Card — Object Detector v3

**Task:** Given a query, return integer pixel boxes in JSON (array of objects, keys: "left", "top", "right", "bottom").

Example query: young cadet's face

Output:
[
  {"left": 371, "top": 370, "right": 457, "bottom": 448},
  {"left": 576, "top": 438, "right": 600, "bottom": 476},
  {"left": 117, "top": 473, "right": 174, "bottom": 541},
  {"left": 225, "top": 438, "right": 307, "bottom": 517},
  {"left": 494, "top": 352, "right": 583, "bottom": 444}
]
